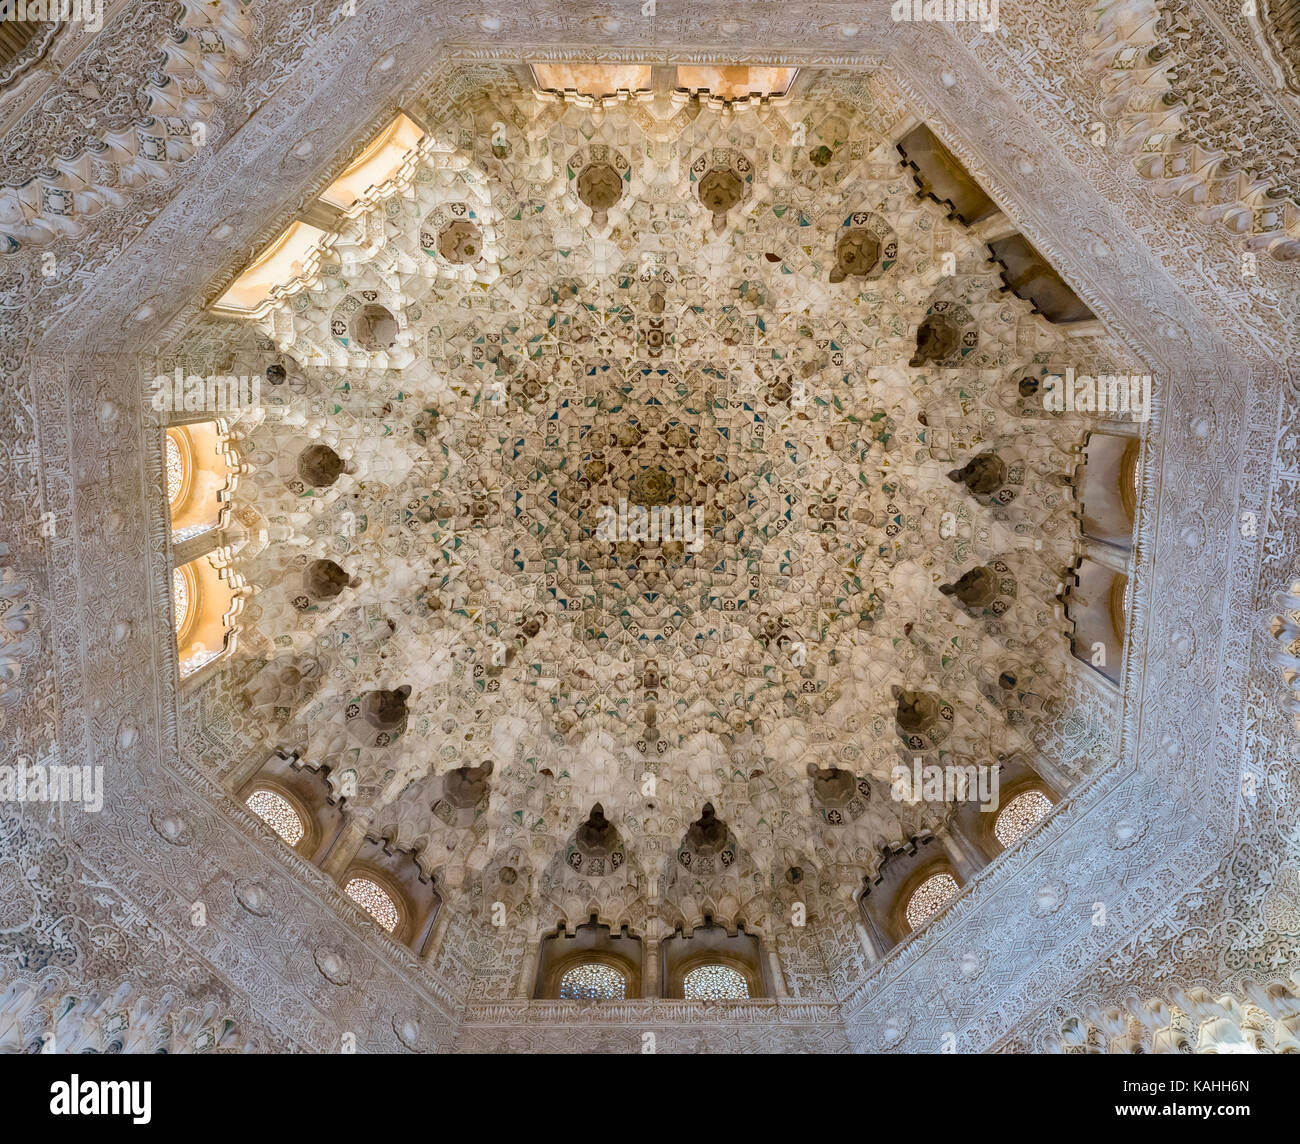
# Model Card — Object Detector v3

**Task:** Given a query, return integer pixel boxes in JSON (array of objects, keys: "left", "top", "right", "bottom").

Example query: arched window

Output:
[
  {"left": 534, "top": 918, "right": 643, "bottom": 998},
  {"left": 674, "top": 65, "right": 796, "bottom": 99},
  {"left": 165, "top": 430, "right": 188, "bottom": 507},
  {"left": 344, "top": 876, "right": 400, "bottom": 933},
  {"left": 558, "top": 963, "right": 627, "bottom": 1000},
  {"left": 1078, "top": 432, "right": 1139, "bottom": 547},
  {"left": 1110, "top": 572, "right": 1131, "bottom": 646},
  {"left": 172, "top": 555, "right": 243, "bottom": 679},
  {"left": 1066, "top": 556, "right": 1127, "bottom": 684},
  {"left": 245, "top": 788, "right": 305, "bottom": 846},
  {"left": 530, "top": 62, "right": 652, "bottom": 97},
  {"left": 1120, "top": 437, "right": 1139, "bottom": 526},
  {"left": 172, "top": 567, "right": 191, "bottom": 636},
  {"left": 904, "top": 872, "right": 960, "bottom": 931},
  {"left": 237, "top": 753, "right": 348, "bottom": 866},
  {"left": 994, "top": 789, "right": 1054, "bottom": 849},
  {"left": 163, "top": 422, "right": 233, "bottom": 542},
  {"left": 683, "top": 964, "right": 749, "bottom": 1000}
]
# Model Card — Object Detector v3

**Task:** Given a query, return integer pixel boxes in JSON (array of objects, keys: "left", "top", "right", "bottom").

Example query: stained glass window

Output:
[
  {"left": 165, "top": 433, "right": 184, "bottom": 505},
  {"left": 245, "top": 789, "right": 304, "bottom": 845},
  {"left": 994, "top": 789, "right": 1053, "bottom": 848},
  {"left": 172, "top": 567, "right": 189, "bottom": 634},
  {"left": 344, "top": 876, "right": 400, "bottom": 933},
  {"left": 683, "top": 964, "right": 749, "bottom": 1000},
  {"left": 905, "top": 872, "right": 960, "bottom": 931},
  {"left": 558, "top": 963, "right": 626, "bottom": 1000}
]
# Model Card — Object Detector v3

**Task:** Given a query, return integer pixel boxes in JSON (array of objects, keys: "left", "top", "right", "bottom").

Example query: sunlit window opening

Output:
[
  {"left": 245, "top": 789, "right": 305, "bottom": 846},
  {"left": 530, "top": 62, "right": 652, "bottom": 96},
  {"left": 211, "top": 220, "right": 329, "bottom": 317},
  {"left": 165, "top": 432, "right": 186, "bottom": 506},
  {"left": 994, "top": 790, "right": 1054, "bottom": 849},
  {"left": 318, "top": 113, "right": 425, "bottom": 210},
  {"left": 344, "top": 876, "right": 400, "bottom": 933},
  {"left": 164, "top": 423, "right": 233, "bottom": 544},
  {"left": 171, "top": 556, "right": 242, "bottom": 679},
  {"left": 527, "top": 63, "right": 795, "bottom": 100},
  {"left": 172, "top": 567, "right": 190, "bottom": 636},
  {"left": 675, "top": 65, "right": 796, "bottom": 98},
  {"left": 905, "top": 873, "right": 960, "bottom": 931},
  {"left": 558, "top": 963, "right": 627, "bottom": 1000},
  {"left": 683, "top": 964, "right": 749, "bottom": 1000}
]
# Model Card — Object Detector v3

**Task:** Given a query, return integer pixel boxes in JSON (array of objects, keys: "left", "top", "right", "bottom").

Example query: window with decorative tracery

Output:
[
  {"left": 558, "top": 963, "right": 627, "bottom": 1000},
  {"left": 344, "top": 876, "right": 400, "bottom": 933},
  {"left": 683, "top": 964, "right": 749, "bottom": 1000},
  {"left": 904, "top": 872, "right": 960, "bottom": 931},
  {"left": 172, "top": 567, "right": 190, "bottom": 634},
  {"left": 165, "top": 433, "right": 185, "bottom": 505},
  {"left": 245, "top": 789, "right": 305, "bottom": 846},
  {"left": 994, "top": 789, "right": 1054, "bottom": 849}
]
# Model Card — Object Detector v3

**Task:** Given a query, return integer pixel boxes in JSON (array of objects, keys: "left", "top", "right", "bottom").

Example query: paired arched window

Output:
[
  {"left": 683, "top": 964, "right": 749, "bottom": 1000},
  {"left": 164, "top": 423, "right": 244, "bottom": 680},
  {"left": 994, "top": 789, "right": 1054, "bottom": 849},
  {"left": 538, "top": 927, "right": 763, "bottom": 999},
  {"left": 558, "top": 963, "right": 627, "bottom": 1000},
  {"left": 1069, "top": 432, "right": 1138, "bottom": 684},
  {"left": 238, "top": 764, "right": 438, "bottom": 955},
  {"left": 245, "top": 788, "right": 305, "bottom": 846},
  {"left": 904, "top": 872, "right": 960, "bottom": 931},
  {"left": 528, "top": 63, "right": 794, "bottom": 100},
  {"left": 344, "top": 876, "right": 401, "bottom": 933}
]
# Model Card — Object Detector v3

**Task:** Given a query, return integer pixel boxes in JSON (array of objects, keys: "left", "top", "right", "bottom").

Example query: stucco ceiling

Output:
[
  {"left": 2, "top": 0, "right": 1296, "bottom": 1055},
  {"left": 186, "top": 63, "right": 1142, "bottom": 915}
]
